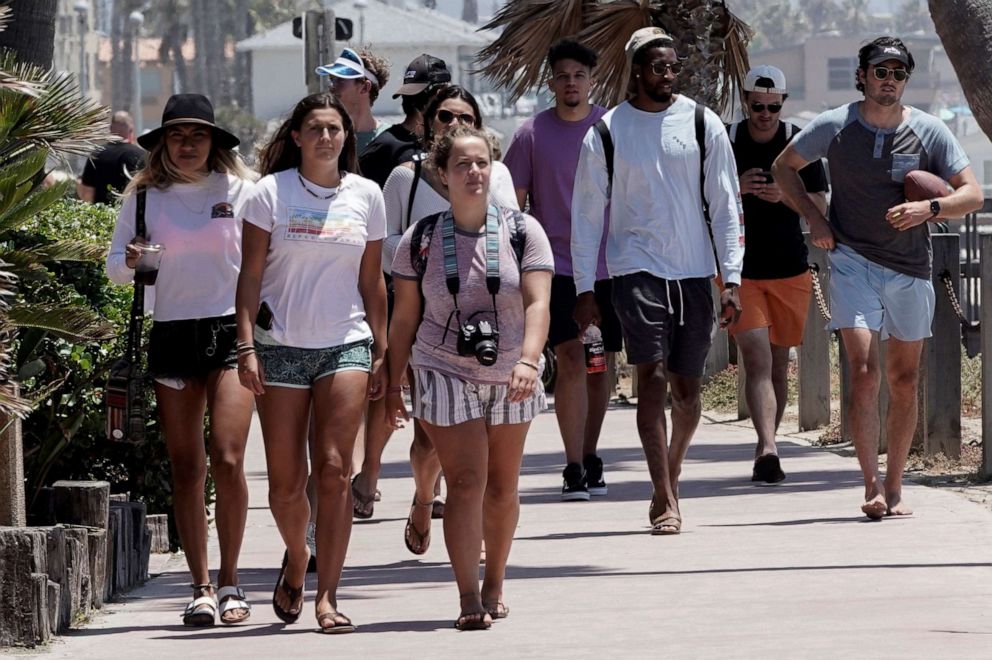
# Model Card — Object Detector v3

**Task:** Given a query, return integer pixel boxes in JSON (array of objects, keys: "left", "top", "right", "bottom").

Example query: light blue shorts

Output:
[{"left": 827, "top": 244, "right": 934, "bottom": 341}]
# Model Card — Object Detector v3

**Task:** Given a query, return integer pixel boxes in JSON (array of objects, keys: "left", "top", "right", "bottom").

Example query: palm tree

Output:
[
  {"left": 0, "top": 0, "right": 57, "bottom": 68},
  {"left": 929, "top": 0, "right": 992, "bottom": 141},
  {"left": 0, "top": 6, "right": 116, "bottom": 417}
]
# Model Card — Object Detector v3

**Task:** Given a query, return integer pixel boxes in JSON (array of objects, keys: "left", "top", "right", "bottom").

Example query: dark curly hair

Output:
[
  {"left": 548, "top": 38, "right": 598, "bottom": 70},
  {"left": 856, "top": 36, "right": 915, "bottom": 93}
]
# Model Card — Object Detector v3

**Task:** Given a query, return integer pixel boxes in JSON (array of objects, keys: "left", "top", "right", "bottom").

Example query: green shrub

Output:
[{"left": 18, "top": 199, "right": 181, "bottom": 545}]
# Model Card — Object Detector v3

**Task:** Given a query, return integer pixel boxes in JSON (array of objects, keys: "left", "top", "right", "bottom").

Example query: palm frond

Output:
[
  {"left": 714, "top": 8, "right": 753, "bottom": 115},
  {"left": 20, "top": 239, "right": 108, "bottom": 264},
  {"left": 0, "top": 256, "right": 29, "bottom": 417},
  {"left": 577, "top": 0, "right": 657, "bottom": 107},
  {"left": 7, "top": 303, "right": 117, "bottom": 342},
  {"left": 476, "top": 0, "right": 593, "bottom": 102}
]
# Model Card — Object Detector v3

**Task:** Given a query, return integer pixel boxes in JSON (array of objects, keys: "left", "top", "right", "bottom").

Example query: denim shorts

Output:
[
  {"left": 411, "top": 368, "right": 546, "bottom": 427},
  {"left": 828, "top": 244, "right": 934, "bottom": 341},
  {"left": 255, "top": 337, "right": 373, "bottom": 388}
]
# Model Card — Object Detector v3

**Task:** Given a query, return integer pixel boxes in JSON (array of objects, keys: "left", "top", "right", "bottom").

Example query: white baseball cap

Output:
[{"left": 744, "top": 65, "right": 787, "bottom": 94}]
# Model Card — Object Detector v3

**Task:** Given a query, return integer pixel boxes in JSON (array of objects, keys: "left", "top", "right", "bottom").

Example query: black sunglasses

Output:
[
  {"left": 648, "top": 61, "right": 683, "bottom": 76},
  {"left": 437, "top": 109, "right": 476, "bottom": 125},
  {"left": 750, "top": 102, "right": 783, "bottom": 114},
  {"left": 872, "top": 66, "right": 909, "bottom": 82}
]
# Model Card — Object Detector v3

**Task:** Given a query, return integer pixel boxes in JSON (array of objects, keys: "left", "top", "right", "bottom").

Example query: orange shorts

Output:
[{"left": 727, "top": 272, "right": 812, "bottom": 347}]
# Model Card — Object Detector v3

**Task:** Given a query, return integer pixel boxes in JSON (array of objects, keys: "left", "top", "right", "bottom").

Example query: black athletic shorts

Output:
[
  {"left": 148, "top": 314, "right": 238, "bottom": 379},
  {"left": 549, "top": 275, "right": 623, "bottom": 352},
  {"left": 611, "top": 273, "right": 714, "bottom": 377}
]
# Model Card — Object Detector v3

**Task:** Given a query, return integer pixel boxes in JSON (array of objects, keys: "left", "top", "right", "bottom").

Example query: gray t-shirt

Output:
[
  {"left": 792, "top": 102, "right": 969, "bottom": 278},
  {"left": 392, "top": 207, "right": 554, "bottom": 385}
]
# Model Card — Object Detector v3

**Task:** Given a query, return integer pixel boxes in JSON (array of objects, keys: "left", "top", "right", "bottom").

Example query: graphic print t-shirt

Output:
[{"left": 240, "top": 169, "right": 387, "bottom": 348}]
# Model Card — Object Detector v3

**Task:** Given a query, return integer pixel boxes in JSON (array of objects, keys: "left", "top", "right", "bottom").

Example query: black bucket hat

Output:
[{"left": 137, "top": 94, "right": 240, "bottom": 150}]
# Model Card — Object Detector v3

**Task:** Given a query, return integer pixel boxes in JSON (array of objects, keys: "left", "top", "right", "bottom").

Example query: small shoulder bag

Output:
[{"left": 105, "top": 188, "right": 149, "bottom": 443}]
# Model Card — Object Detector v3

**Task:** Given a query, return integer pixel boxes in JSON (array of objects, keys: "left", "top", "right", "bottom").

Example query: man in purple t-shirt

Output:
[{"left": 504, "top": 39, "right": 622, "bottom": 502}]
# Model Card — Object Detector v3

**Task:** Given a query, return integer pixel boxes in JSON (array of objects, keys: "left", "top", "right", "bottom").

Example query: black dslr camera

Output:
[{"left": 457, "top": 319, "right": 499, "bottom": 366}]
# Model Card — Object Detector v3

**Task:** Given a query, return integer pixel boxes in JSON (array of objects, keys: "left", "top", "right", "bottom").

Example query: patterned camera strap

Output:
[
  {"left": 441, "top": 204, "right": 501, "bottom": 311},
  {"left": 126, "top": 188, "right": 147, "bottom": 365}
]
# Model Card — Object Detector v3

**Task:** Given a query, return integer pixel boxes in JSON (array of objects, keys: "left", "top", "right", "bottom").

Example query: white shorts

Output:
[{"left": 412, "top": 368, "right": 546, "bottom": 427}]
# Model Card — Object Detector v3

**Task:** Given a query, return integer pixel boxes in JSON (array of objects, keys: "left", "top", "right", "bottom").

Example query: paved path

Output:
[{"left": 40, "top": 401, "right": 992, "bottom": 659}]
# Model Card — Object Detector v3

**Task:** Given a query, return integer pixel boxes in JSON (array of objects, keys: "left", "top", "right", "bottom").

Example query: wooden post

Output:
[
  {"left": 0, "top": 383, "right": 25, "bottom": 527},
  {"left": 924, "top": 234, "right": 961, "bottom": 457},
  {"left": 980, "top": 234, "right": 992, "bottom": 477},
  {"left": 52, "top": 481, "right": 110, "bottom": 530},
  {"left": 798, "top": 237, "right": 832, "bottom": 431}
]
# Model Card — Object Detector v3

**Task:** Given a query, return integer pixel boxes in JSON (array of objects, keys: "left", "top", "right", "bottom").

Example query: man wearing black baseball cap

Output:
[{"left": 358, "top": 54, "right": 451, "bottom": 188}]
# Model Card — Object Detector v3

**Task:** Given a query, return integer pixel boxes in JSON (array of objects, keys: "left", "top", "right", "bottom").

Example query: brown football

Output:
[{"left": 904, "top": 170, "right": 951, "bottom": 202}]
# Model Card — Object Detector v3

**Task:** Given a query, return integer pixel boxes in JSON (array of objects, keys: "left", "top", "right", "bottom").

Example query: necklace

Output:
[{"left": 297, "top": 170, "right": 339, "bottom": 200}]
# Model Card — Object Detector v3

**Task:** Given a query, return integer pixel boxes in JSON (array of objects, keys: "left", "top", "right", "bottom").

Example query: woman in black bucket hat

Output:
[{"left": 107, "top": 93, "right": 257, "bottom": 627}]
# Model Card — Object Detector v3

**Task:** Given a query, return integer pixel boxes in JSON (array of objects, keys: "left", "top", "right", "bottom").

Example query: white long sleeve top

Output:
[{"left": 570, "top": 96, "right": 744, "bottom": 293}]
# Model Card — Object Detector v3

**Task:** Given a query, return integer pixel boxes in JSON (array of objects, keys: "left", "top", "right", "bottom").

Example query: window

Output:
[{"left": 828, "top": 57, "right": 858, "bottom": 91}]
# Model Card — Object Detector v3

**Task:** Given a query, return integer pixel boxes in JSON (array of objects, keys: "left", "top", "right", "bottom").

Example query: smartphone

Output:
[
  {"left": 762, "top": 171, "right": 774, "bottom": 183},
  {"left": 256, "top": 301, "right": 273, "bottom": 331}
]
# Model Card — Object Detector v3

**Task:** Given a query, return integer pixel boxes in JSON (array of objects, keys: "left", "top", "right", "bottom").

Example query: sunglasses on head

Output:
[
  {"left": 437, "top": 109, "right": 476, "bottom": 125},
  {"left": 872, "top": 66, "right": 909, "bottom": 82},
  {"left": 648, "top": 61, "right": 683, "bottom": 76},
  {"left": 750, "top": 102, "right": 782, "bottom": 114}
]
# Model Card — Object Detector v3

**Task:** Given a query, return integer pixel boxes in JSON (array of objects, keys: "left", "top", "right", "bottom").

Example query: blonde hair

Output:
[{"left": 125, "top": 132, "right": 254, "bottom": 194}]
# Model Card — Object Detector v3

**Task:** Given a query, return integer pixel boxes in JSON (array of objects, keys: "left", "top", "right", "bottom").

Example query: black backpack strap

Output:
[
  {"left": 410, "top": 211, "right": 443, "bottom": 278},
  {"left": 594, "top": 119, "right": 613, "bottom": 199},
  {"left": 695, "top": 104, "right": 722, "bottom": 271},
  {"left": 406, "top": 154, "right": 425, "bottom": 231}
]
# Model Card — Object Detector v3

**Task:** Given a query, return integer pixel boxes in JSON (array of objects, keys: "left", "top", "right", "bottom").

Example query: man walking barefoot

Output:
[
  {"left": 504, "top": 39, "right": 621, "bottom": 501},
  {"left": 572, "top": 28, "right": 744, "bottom": 534},
  {"left": 774, "top": 37, "right": 982, "bottom": 519}
]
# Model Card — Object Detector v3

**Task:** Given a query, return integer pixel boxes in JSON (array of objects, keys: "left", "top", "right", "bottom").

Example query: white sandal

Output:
[
  {"left": 182, "top": 583, "right": 217, "bottom": 627},
  {"left": 217, "top": 585, "right": 251, "bottom": 624}
]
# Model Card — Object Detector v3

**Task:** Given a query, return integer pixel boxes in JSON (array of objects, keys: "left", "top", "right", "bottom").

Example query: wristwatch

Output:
[{"left": 929, "top": 199, "right": 941, "bottom": 219}]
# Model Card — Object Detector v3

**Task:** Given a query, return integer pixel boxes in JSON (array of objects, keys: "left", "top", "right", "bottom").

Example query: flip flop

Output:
[
  {"left": 352, "top": 476, "right": 375, "bottom": 520},
  {"left": 317, "top": 611, "right": 356, "bottom": 634},
  {"left": 650, "top": 515, "right": 682, "bottom": 535},
  {"left": 272, "top": 552, "right": 305, "bottom": 623},
  {"left": 484, "top": 601, "right": 509, "bottom": 620},
  {"left": 404, "top": 498, "right": 432, "bottom": 555},
  {"left": 454, "top": 611, "right": 492, "bottom": 631}
]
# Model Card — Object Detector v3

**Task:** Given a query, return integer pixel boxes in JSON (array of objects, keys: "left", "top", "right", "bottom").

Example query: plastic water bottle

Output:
[{"left": 582, "top": 325, "right": 607, "bottom": 374}]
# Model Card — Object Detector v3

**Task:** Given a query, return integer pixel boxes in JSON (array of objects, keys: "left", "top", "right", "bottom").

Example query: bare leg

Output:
[
  {"left": 481, "top": 422, "right": 529, "bottom": 614},
  {"left": 203, "top": 369, "right": 253, "bottom": 621},
  {"left": 735, "top": 328, "right": 778, "bottom": 457},
  {"left": 310, "top": 370, "right": 367, "bottom": 626},
  {"left": 552, "top": 340, "right": 588, "bottom": 465},
  {"left": 410, "top": 418, "right": 441, "bottom": 537},
  {"left": 352, "top": 396, "right": 393, "bottom": 517},
  {"left": 635, "top": 361, "right": 678, "bottom": 522},
  {"left": 770, "top": 344, "right": 791, "bottom": 431},
  {"left": 583, "top": 352, "right": 614, "bottom": 457},
  {"left": 839, "top": 328, "right": 887, "bottom": 518},
  {"left": 422, "top": 418, "right": 491, "bottom": 624},
  {"left": 882, "top": 338, "right": 924, "bottom": 516},
  {"left": 255, "top": 387, "right": 311, "bottom": 615},
  {"left": 667, "top": 373, "right": 703, "bottom": 497}
]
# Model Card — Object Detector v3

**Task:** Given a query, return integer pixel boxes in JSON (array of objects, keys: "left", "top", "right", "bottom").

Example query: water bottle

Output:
[{"left": 582, "top": 325, "right": 607, "bottom": 374}]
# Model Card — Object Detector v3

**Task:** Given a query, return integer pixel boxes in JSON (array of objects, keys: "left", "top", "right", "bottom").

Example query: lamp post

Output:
[
  {"left": 354, "top": 0, "right": 367, "bottom": 45},
  {"left": 129, "top": 10, "right": 144, "bottom": 135},
  {"left": 73, "top": 1, "right": 89, "bottom": 97}
]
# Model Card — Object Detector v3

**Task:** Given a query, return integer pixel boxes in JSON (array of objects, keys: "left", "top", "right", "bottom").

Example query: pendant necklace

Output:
[{"left": 298, "top": 170, "right": 339, "bottom": 200}]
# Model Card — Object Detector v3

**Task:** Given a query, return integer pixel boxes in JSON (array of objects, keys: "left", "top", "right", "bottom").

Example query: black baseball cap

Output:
[
  {"left": 392, "top": 54, "right": 452, "bottom": 98},
  {"left": 865, "top": 42, "right": 912, "bottom": 68}
]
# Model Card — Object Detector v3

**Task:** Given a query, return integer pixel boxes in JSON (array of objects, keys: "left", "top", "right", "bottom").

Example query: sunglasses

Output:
[
  {"left": 750, "top": 102, "right": 783, "bottom": 114},
  {"left": 872, "top": 66, "right": 910, "bottom": 82},
  {"left": 648, "top": 61, "right": 683, "bottom": 76},
  {"left": 437, "top": 109, "right": 476, "bottom": 125}
]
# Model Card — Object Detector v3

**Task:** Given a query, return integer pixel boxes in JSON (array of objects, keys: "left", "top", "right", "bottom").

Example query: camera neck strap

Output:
[{"left": 441, "top": 205, "right": 502, "bottom": 302}]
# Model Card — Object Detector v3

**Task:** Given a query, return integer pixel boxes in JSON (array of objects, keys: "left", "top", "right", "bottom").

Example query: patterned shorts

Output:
[
  {"left": 255, "top": 337, "right": 372, "bottom": 389},
  {"left": 411, "top": 368, "right": 546, "bottom": 427}
]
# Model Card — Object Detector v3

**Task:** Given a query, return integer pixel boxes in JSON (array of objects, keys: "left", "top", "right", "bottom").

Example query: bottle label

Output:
[{"left": 584, "top": 340, "right": 607, "bottom": 374}]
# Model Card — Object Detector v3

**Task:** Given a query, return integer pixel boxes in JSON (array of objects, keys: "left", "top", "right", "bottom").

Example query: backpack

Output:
[
  {"left": 409, "top": 208, "right": 527, "bottom": 278},
  {"left": 593, "top": 102, "right": 719, "bottom": 262}
]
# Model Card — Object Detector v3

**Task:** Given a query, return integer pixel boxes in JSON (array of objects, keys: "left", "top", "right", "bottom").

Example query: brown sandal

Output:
[
  {"left": 317, "top": 610, "right": 356, "bottom": 634},
  {"left": 404, "top": 498, "right": 432, "bottom": 555}
]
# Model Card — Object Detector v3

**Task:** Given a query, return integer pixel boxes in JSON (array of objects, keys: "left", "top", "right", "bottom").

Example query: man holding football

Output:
[{"left": 773, "top": 36, "right": 983, "bottom": 520}]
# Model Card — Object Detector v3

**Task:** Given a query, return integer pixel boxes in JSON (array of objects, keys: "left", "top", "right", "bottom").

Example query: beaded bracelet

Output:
[{"left": 515, "top": 359, "right": 539, "bottom": 371}]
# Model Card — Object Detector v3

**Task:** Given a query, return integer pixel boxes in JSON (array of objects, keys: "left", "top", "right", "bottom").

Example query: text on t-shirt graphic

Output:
[{"left": 286, "top": 206, "right": 366, "bottom": 245}]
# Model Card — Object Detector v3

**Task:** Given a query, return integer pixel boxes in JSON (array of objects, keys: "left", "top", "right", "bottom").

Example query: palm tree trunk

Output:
[
  {"left": 0, "top": 0, "right": 57, "bottom": 69},
  {"left": 929, "top": 0, "right": 992, "bottom": 140}
]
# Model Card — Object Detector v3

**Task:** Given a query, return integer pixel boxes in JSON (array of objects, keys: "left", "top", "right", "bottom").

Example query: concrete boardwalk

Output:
[{"left": 40, "top": 402, "right": 992, "bottom": 659}]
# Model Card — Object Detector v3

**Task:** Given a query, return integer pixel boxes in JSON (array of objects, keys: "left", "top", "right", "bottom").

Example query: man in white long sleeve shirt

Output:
[{"left": 572, "top": 27, "right": 744, "bottom": 536}]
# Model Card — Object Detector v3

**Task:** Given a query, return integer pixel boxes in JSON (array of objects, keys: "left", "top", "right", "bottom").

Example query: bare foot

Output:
[
  {"left": 861, "top": 493, "right": 887, "bottom": 520},
  {"left": 885, "top": 493, "right": 914, "bottom": 516}
]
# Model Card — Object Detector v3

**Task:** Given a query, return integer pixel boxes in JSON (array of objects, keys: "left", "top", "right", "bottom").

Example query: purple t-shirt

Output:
[
  {"left": 504, "top": 106, "right": 609, "bottom": 279},
  {"left": 392, "top": 207, "right": 554, "bottom": 385}
]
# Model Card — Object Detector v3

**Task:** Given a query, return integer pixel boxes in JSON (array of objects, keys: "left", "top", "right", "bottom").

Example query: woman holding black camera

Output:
[{"left": 385, "top": 125, "right": 552, "bottom": 630}]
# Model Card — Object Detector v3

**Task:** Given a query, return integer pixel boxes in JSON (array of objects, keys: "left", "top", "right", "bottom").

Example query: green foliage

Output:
[
  {"left": 701, "top": 365, "right": 741, "bottom": 414},
  {"left": 17, "top": 200, "right": 176, "bottom": 543}
]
